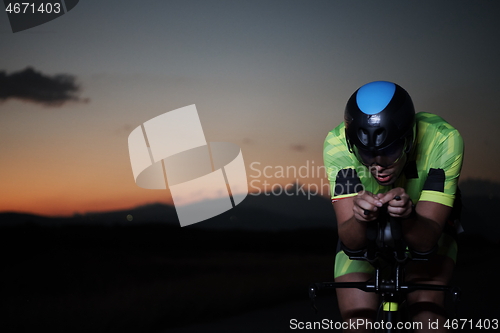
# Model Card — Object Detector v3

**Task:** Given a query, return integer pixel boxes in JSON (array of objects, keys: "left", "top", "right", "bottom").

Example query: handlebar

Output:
[{"left": 309, "top": 282, "right": 461, "bottom": 314}]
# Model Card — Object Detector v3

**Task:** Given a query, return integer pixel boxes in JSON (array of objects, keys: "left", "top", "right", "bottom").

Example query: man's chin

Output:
[{"left": 375, "top": 178, "right": 397, "bottom": 186}]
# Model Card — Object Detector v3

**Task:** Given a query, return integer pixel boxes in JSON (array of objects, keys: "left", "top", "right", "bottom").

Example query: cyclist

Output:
[{"left": 323, "top": 81, "right": 463, "bottom": 332}]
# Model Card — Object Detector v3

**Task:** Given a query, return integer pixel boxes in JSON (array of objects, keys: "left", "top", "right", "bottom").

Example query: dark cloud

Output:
[
  {"left": 115, "top": 124, "right": 134, "bottom": 136},
  {"left": 0, "top": 67, "right": 88, "bottom": 106},
  {"left": 242, "top": 138, "right": 253, "bottom": 144},
  {"left": 290, "top": 144, "right": 306, "bottom": 152}
]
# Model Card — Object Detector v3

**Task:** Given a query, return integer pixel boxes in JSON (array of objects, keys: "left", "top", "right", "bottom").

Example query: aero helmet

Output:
[{"left": 344, "top": 81, "right": 416, "bottom": 167}]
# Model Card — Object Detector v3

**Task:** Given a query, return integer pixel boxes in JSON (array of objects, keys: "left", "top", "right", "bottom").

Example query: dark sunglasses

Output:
[{"left": 351, "top": 138, "right": 407, "bottom": 168}]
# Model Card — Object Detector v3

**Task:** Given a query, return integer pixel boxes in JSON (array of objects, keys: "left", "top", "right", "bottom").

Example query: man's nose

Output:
[{"left": 371, "top": 164, "right": 386, "bottom": 172}]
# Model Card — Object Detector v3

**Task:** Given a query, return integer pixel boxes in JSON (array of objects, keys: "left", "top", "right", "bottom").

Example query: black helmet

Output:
[{"left": 344, "top": 81, "right": 415, "bottom": 167}]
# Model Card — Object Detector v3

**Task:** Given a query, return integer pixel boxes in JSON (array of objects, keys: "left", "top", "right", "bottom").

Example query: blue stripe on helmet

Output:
[{"left": 356, "top": 81, "right": 396, "bottom": 115}]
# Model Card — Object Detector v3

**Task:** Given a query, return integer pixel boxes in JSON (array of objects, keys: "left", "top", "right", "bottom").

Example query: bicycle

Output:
[{"left": 309, "top": 207, "right": 461, "bottom": 332}]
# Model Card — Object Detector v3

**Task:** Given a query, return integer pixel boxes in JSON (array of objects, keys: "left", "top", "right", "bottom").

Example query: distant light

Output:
[{"left": 127, "top": 214, "right": 133, "bottom": 221}]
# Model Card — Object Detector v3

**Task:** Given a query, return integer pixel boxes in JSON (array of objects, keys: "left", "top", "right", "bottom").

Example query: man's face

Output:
[{"left": 368, "top": 154, "right": 407, "bottom": 186}]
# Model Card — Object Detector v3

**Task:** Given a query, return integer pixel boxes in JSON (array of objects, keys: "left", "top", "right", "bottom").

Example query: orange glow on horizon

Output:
[{"left": 0, "top": 177, "right": 330, "bottom": 217}]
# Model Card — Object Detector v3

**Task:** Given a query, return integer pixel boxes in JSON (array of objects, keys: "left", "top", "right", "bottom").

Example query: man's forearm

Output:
[
  {"left": 338, "top": 216, "right": 369, "bottom": 250},
  {"left": 401, "top": 214, "right": 442, "bottom": 253}
]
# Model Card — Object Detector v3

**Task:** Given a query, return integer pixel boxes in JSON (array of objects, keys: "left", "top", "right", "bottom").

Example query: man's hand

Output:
[
  {"left": 353, "top": 191, "right": 383, "bottom": 222},
  {"left": 378, "top": 187, "right": 413, "bottom": 218}
]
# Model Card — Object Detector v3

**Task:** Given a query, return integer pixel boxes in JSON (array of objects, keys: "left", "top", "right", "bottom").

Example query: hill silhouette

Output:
[
  {"left": 457, "top": 179, "right": 500, "bottom": 242},
  {"left": 459, "top": 178, "right": 500, "bottom": 199},
  {"left": 0, "top": 183, "right": 336, "bottom": 230},
  {"left": 1, "top": 179, "right": 499, "bottom": 240}
]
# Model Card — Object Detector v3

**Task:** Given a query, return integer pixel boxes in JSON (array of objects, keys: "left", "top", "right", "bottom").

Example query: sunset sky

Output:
[{"left": 1, "top": 0, "right": 500, "bottom": 216}]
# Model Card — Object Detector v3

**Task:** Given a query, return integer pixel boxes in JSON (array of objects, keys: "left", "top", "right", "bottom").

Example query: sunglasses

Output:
[{"left": 351, "top": 138, "right": 407, "bottom": 168}]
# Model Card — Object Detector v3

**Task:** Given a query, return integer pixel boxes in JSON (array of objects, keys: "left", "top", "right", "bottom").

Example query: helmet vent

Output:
[
  {"left": 374, "top": 129, "right": 387, "bottom": 147},
  {"left": 358, "top": 128, "right": 369, "bottom": 145}
]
